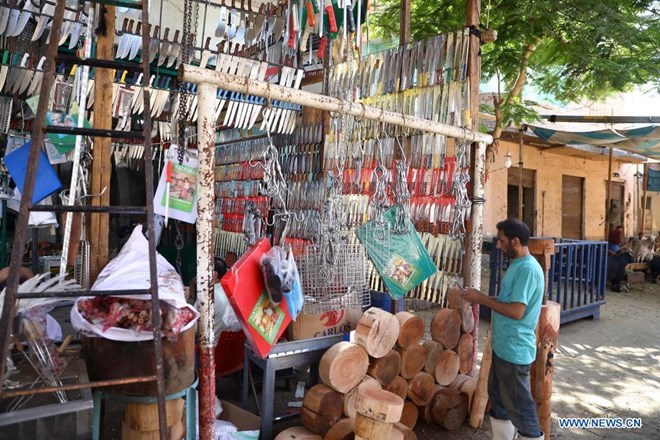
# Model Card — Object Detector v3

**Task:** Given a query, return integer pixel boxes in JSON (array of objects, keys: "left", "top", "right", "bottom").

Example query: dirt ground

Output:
[{"left": 224, "top": 272, "right": 660, "bottom": 440}]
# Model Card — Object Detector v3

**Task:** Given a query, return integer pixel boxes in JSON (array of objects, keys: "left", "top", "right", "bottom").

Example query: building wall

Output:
[{"left": 483, "top": 139, "right": 639, "bottom": 241}]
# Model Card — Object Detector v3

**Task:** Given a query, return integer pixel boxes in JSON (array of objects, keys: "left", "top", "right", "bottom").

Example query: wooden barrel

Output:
[{"left": 83, "top": 326, "right": 195, "bottom": 396}]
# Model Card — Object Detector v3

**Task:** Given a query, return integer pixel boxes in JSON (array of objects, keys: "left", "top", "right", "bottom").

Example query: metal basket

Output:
[{"left": 298, "top": 242, "right": 370, "bottom": 314}]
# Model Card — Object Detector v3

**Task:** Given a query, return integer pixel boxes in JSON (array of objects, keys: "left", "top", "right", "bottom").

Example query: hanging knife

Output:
[
  {"left": 11, "top": 0, "right": 36, "bottom": 37},
  {"left": 4, "top": 53, "right": 25, "bottom": 93},
  {"left": 156, "top": 27, "right": 171, "bottom": 66},
  {"left": 166, "top": 29, "right": 180, "bottom": 68},
  {"left": 26, "top": 55, "right": 46, "bottom": 96},
  {"left": 32, "top": 2, "right": 54, "bottom": 41},
  {"left": 0, "top": 51, "right": 9, "bottom": 93},
  {"left": 3, "top": 6, "right": 19, "bottom": 37},
  {"left": 115, "top": 18, "right": 130, "bottom": 59},
  {"left": 0, "top": 7, "right": 9, "bottom": 37},
  {"left": 68, "top": 21, "right": 83, "bottom": 50},
  {"left": 128, "top": 22, "right": 143, "bottom": 60},
  {"left": 14, "top": 54, "right": 34, "bottom": 95},
  {"left": 144, "top": 24, "right": 159, "bottom": 63}
]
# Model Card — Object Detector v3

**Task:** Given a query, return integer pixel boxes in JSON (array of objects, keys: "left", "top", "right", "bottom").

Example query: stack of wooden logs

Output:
[{"left": 275, "top": 299, "right": 480, "bottom": 440}]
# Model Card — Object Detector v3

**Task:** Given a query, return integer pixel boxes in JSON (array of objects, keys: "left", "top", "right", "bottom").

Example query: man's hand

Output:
[{"left": 459, "top": 287, "right": 486, "bottom": 305}]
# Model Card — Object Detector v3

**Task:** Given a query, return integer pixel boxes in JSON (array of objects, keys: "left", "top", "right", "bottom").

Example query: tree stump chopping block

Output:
[
  {"left": 431, "top": 309, "right": 462, "bottom": 350},
  {"left": 396, "top": 344, "right": 428, "bottom": 379},
  {"left": 449, "top": 373, "right": 478, "bottom": 410},
  {"left": 302, "top": 384, "right": 345, "bottom": 435},
  {"left": 355, "top": 387, "right": 404, "bottom": 423},
  {"left": 367, "top": 350, "right": 401, "bottom": 386},
  {"left": 393, "top": 422, "right": 417, "bottom": 440},
  {"left": 399, "top": 401, "right": 419, "bottom": 429},
  {"left": 320, "top": 341, "right": 370, "bottom": 393},
  {"left": 323, "top": 418, "right": 355, "bottom": 440},
  {"left": 275, "top": 426, "right": 323, "bottom": 440},
  {"left": 395, "top": 312, "right": 425, "bottom": 349},
  {"left": 344, "top": 377, "right": 382, "bottom": 419},
  {"left": 407, "top": 371, "right": 436, "bottom": 406},
  {"left": 457, "top": 333, "right": 474, "bottom": 375},
  {"left": 447, "top": 287, "right": 475, "bottom": 333},
  {"left": 422, "top": 340, "right": 444, "bottom": 375},
  {"left": 354, "top": 413, "right": 393, "bottom": 440},
  {"left": 429, "top": 388, "right": 469, "bottom": 431},
  {"left": 384, "top": 376, "right": 408, "bottom": 400},
  {"left": 355, "top": 308, "right": 400, "bottom": 358},
  {"left": 434, "top": 349, "right": 460, "bottom": 386}
]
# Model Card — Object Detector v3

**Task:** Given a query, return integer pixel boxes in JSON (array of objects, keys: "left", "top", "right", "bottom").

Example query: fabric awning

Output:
[{"left": 528, "top": 123, "right": 660, "bottom": 159}]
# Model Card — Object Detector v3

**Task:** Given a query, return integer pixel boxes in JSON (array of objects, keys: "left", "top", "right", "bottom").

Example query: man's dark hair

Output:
[{"left": 496, "top": 218, "right": 531, "bottom": 246}]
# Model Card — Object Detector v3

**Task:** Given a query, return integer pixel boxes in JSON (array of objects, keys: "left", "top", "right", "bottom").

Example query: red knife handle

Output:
[
  {"left": 325, "top": 5, "right": 337, "bottom": 32},
  {"left": 306, "top": 1, "right": 316, "bottom": 27},
  {"left": 317, "top": 36, "right": 327, "bottom": 58},
  {"left": 165, "top": 161, "right": 173, "bottom": 183}
]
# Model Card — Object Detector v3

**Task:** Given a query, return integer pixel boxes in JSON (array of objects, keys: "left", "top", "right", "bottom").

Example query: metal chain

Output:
[
  {"left": 176, "top": 0, "right": 194, "bottom": 163},
  {"left": 175, "top": 221, "right": 184, "bottom": 274}
]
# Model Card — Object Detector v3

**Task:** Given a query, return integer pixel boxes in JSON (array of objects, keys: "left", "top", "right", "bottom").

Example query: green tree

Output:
[{"left": 372, "top": 0, "right": 660, "bottom": 149}]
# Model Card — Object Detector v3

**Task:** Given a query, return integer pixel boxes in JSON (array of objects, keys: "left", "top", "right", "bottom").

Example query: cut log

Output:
[
  {"left": 469, "top": 329, "right": 492, "bottom": 428},
  {"left": 302, "top": 384, "right": 344, "bottom": 435},
  {"left": 434, "top": 349, "right": 460, "bottom": 386},
  {"left": 323, "top": 418, "right": 355, "bottom": 440},
  {"left": 320, "top": 341, "right": 370, "bottom": 393},
  {"left": 384, "top": 376, "right": 408, "bottom": 400},
  {"left": 395, "top": 312, "right": 425, "bottom": 349},
  {"left": 124, "top": 398, "right": 184, "bottom": 431},
  {"left": 275, "top": 426, "right": 323, "bottom": 440},
  {"left": 449, "top": 374, "right": 478, "bottom": 410},
  {"left": 393, "top": 422, "right": 418, "bottom": 440},
  {"left": 367, "top": 350, "right": 401, "bottom": 386},
  {"left": 121, "top": 420, "right": 185, "bottom": 440},
  {"left": 430, "top": 309, "right": 461, "bottom": 349},
  {"left": 344, "top": 376, "right": 382, "bottom": 419},
  {"left": 396, "top": 345, "right": 428, "bottom": 379},
  {"left": 422, "top": 340, "right": 444, "bottom": 375},
  {"left": 355, "top": 387, "right": 404, "bottom": 423},
  {"left": 354, "top": 413, "right": 393, "bottom": 440},
  {"left": 457, "top": 333, "right": 474, "bottom": 375},
  {"left": 407, "top": 371, "right": 436, "bottom": 406},
  {"left": 446, "top": 287, "right": 475, "bottom": 333},
  {"left": 429, "top": 388, "right": 469, "bottom": 431},
  {"left": 399, "top": 401, "right": 418, "bottom": 429},
  {"left": 354, "top": 307, "right": 400, "bottom": 358}
]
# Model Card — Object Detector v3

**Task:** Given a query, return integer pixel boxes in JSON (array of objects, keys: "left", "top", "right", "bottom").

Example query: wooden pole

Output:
[
  {"left": 640, "top": 164, "right": 649, "bottom": 234},
  {"left": 89, "top": 4, "right": 115, "bottom": 282},
  {"left": 518, "top": 129, "right": 524, "bottom": 220},
  {"left": 605, "top": 148, "right": 613, "bottom": 239},
  {"left": 400, "top": 0, "right": 411, "bottom": 45},
  {"left": 465, "top": 0, "right": 483, "bottom": 378}
]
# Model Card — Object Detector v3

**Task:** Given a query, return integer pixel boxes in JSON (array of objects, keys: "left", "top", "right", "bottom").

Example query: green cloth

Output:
[{"left": 491, "top": 255, "right": 544, "bottom": 365}]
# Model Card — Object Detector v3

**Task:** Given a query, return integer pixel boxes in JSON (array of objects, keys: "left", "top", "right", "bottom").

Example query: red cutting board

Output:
[{"left": 221, "top": 238, "right": 291, "bottom": 358}]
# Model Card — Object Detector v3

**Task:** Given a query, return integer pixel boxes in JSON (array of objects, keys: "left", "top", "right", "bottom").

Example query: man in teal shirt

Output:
[{"left": 460, "top": 218, "right": 544, "bottom": 440}]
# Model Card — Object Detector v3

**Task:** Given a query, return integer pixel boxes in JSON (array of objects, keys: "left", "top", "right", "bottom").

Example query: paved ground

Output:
[{"left": 233, "top": 273, "right": 660, "bottom": 439}]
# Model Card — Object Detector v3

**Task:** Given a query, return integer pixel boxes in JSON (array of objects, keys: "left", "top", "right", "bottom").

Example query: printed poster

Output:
[
  {"left": 248, "top": 292, "right": 285, "bottom": 344},
  {"left": 153, "top": 145, "right": 199, "bottom": 224}
]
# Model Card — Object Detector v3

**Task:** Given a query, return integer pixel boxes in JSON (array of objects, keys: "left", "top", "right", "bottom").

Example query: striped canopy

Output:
[{"left": 529, "top": 124, "right": 660, "bottom": 159}]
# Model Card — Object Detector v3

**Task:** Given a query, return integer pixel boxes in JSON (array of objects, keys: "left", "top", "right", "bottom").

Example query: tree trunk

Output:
[
  {"left": 355, "top": 307, "right": 400, "bottom": 358},
  {"left": 320, "top": 341, "right": 370, "bottom": 393},
  {"left": 422, "top": 340, "right": 444, "bottom": 375},
  {"left": 395, "top": 312, "right": 425, "bottom": 349},
  {"left": 434, "top": 349, "right": 460, "bottom": 386},
  {"left": 302, "top": 384, "right": 345, "bottom": 435},
  {"left": 457, "top": 333, "right": 474, "bottom": 375},
  {"left": 431, "top": 309, "right": 462, "bottom": 349},
  {"left": 430, "top": 388, "right": 469, "bottom": 431},
  {"left": 396, "top": 345, "right": 428, "bottom": 379},
  {"left": 447, "top": 288, "right": 475, "bottom": 333},
  {"left": 323, "top": 418, "right": 355, "bottom": 440},
  {"left": 384, "top": 376, "right": 408, "bottom": 400},
  {"left": 449, "top": 374, "right": 478, "bottom": 410},
  {"left": 469, "top": 329, "right": 492, "bottom": 428},
  {"left": 367, "top": 350, "right": 401, "bottom": 386},
  {"left": 407, "top": 371, "right": 436, "bottom": 406},
  {"left": 354, "top": 414, "right": 393, "bottom": 440},
  {"left": 344, "top": 376, "right": 382, "bottom": 419}
]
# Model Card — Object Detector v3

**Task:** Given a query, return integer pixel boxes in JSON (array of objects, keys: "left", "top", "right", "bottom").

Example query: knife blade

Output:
[
  {"left": 58, "top": 19, "right": 73, "bottom": 46},
  {"left": 13, "top": 53, "right": 32, "bottom": 94},
  {"left": 68, "top": 22, "right": 82, "bottom": 50},
  {"left": 115, "top": 18, "right": 130, "bottom": 59},
  {"left": 4, "top": 53, "right": 24, "bottom": 93},
  {"left": 127, "top": 21, "right": 143, "bottom": 60},
  {"left": 25, "top": 55, "right": 45, "bottom": 96},
  {"left": 166, "top": 29, "right": 180, "bottom": 68},
  {"left": 32, "top": 3, "right": 54, "bottom": 41},
  {"left": 12, "top": 1, "right": 35, "bottom": 37},
  {"left": 4, "top": 7, "right": 19, "bottom": 37},
  {"left": 156, "top": 27, "right": 171, "bottom": 66},
  {"left": 143, "top": 24, "right": 159, "bottom": 63},
  {"left": 0, "top": 51, "right": 9, "bottom": 93},
  {"left": 0, "top": 8, "right": 9, "bottom": 37}
]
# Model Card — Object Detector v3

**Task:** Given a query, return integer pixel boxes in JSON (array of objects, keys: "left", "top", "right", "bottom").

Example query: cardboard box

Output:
[
  {"left": 288, "top": 305, "right": 363, "bottom": 340},
  {"left": 217, "top": 400, "right": 260, "bottom": 439}
]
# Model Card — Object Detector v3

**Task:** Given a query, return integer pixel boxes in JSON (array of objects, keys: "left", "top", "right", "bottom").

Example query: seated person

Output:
[{"left": 608, "top": 225, "right": 624, "bottom": 253}]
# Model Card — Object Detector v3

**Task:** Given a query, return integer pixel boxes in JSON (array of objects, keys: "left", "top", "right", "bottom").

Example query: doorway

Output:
[
  {"left": 507, "top": 168, "right": 536, "bottom": 235},
  {"left": 562, "top": 175, "right": 584, "bottom": 239},
  {"left": 607, "top": 182, "right": 625, "bottom": 234}
]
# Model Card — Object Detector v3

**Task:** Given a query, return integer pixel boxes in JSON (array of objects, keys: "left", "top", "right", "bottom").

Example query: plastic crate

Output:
[{"left": 214, "top": 330, "right": 246, "bottom": 377}]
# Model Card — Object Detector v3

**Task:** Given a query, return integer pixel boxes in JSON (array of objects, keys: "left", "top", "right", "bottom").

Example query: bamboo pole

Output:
[{"left": 179, "top": 65, "right": 493, "bottom": 145}]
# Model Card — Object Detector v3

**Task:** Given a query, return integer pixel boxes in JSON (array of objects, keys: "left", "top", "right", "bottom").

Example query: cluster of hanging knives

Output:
[{"left": 0, "top": 52, "right": 46, "bottom": 97}]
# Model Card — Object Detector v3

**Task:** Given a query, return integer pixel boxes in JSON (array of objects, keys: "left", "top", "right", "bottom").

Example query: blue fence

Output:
[{"left": 488, "top": 238, "right": 608, "bottom": 325}]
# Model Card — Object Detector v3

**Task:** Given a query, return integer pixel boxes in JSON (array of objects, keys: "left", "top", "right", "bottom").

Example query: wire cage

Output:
[{"left": 298, "top": 242, "right": 370, "bottom": 314}]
